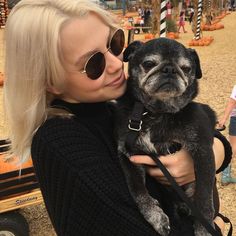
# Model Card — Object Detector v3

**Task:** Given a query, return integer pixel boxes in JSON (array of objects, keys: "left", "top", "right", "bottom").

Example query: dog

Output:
[{"left": 115, "top": 38, "right": 217, "bottom": 236}]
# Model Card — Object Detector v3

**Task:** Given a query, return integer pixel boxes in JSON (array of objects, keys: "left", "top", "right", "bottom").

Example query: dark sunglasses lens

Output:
[
  {"left": 110, "top": 29, "right": 125, "bottom": 56},
  {"left": 86, "top": 52, "right": 105, "bottom": 80}
]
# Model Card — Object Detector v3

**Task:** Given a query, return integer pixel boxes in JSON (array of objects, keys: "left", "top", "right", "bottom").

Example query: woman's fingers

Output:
[
  {"left": 130, "top": 149, "right": 195, "bottom": 186},
  {"left": 130, "top": 152, "right": 177, "bottom": 166},
  {"left": 129, "top": 155, "right": 156, "bottom": 166}
]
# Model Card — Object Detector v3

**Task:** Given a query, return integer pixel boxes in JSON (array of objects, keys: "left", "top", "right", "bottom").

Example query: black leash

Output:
[
  {"left": 147, "top": 153, "right": 221, "bottom": 236},
  {"left": 125, "top": 101, "right": 232, "bottom": 236}
]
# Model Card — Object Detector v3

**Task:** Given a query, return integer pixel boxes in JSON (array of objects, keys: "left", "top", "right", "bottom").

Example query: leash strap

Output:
[
  {"left": 217, "top": 213, "right": 233, "bottom": 236},
  {"left": 148, "top": 153, "right": 221, "bottom": 236},
  {"left": 125, "top": 102, "right": 145, "bottom": 151}
]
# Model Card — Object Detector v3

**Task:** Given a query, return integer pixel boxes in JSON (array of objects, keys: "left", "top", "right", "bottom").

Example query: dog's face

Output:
[{"left": 123, "top": 38, "right": 202, "bottom": 113}]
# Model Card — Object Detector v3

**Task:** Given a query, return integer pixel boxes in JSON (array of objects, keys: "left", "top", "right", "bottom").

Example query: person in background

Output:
[
  {"left": 218, "top": 85, "right": 236, "bottom": 184},
  {"left": 166, "top": 1, "right": 172, "bottom": 19},
  {"left": 4, "top": 0, "right": 231, "bottom": 235},
  {"left": 229, "top": 0, "right": 235, "bottom": 11},
  {"left": 189, "top": 6, "right": 194, "bottom": 24},
  {"left": 137, "top": 6, "right": 143, "bottom": 17},
  {"left": 143, "top": 7, "right": 151, "bottom": 26},
  {"left": 178, "top": 10, "right": 187, "bottom": 33}
]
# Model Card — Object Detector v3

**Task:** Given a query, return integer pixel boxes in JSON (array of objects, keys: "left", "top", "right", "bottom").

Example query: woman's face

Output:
[{"left": 58, "top": 14, "right": 127, "bottom": 103}]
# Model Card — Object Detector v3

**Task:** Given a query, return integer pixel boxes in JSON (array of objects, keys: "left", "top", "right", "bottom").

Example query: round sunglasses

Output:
[{"left": 80, "top": 28, "right": 125, "bottom": 80}]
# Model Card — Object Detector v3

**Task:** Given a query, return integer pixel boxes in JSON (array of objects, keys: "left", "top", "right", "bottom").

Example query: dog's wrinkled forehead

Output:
[
  {"left": 124, "top": 38, "right": 202, "bottom": 79},
  {"left": 133, "top": 38, "right": 189, "bottom": 64}
]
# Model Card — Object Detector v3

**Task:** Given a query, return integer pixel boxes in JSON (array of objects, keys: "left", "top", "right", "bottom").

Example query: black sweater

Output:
[{"left": 31, "top": 99, "right": 231, "bottom": 236}]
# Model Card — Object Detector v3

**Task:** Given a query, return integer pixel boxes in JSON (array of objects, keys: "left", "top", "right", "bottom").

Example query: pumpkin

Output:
[
  {"left": 144, "top": 33, "right": 154, "bottom": 40},
  {"left": 174, "top": 32, "right": 179, "bottom": 39},
  {"left": 203, "top": 25, "right": 210, "bottom": 31},
  {"left": 209, "top": 36, "right": 214, "bottom": 42},
  {"left": 203, "top": 40, "right": 210, "bottom": 46},
  {"left": 209, "top": 25, "right": 215, "bottom": 31},
  {"left": 193, "top": 40, "right": 199, "bottom": 46},
  {"left": 216, "top": 23, "right": 224, "bottom": 29},
  {"left": 168, "top": 34, "right": 175, "bottom": 39},
  {"left": 188, "top": 41, "right": 194, "bottom": 46},
  {"left": 198, "top": 41, "right": 204, "bottom": 46}
]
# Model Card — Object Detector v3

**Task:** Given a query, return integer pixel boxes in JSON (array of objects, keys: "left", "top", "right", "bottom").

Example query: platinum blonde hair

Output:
[{"left": 4, "top": 0, "right": 118, "bottom": 162}]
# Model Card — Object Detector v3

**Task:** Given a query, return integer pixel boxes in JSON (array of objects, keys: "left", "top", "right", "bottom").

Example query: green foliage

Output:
[{"left": 166, "top": 18, "right": 177, "bottom": 32}]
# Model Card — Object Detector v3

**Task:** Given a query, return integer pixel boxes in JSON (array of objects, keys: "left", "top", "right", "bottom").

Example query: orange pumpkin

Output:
[
  {"left": 188, "top": 41, "right": 194, "bottom": 46},
  {"left": 193, "top": 40, "right": 199, "bottom": 46},
  {"left": 209, "top": 25, "right": 215, "bottom": 31},
  {"left": 168, "top": 34, "right": 175, "bottom": 39},
  {"left": 198, "top": 41, "right": 204, "bottom": 46},
  {"left": 209, "top": 36, "right": 214, "bottom": 42},
  {"left": 174, "top": 32, "right": 179, "bottom": 39},
  {"left": 203, "top": 25, "right": 210, "bottom": 31},
  {"left": 144, "top": 33, "right": 152, "bottom": 39},
  {"left": 203, "top": 40, "right": 210, "bottom": 46},
  {"left": 216, "top": 23, "right": 224, "bottom": 29}
]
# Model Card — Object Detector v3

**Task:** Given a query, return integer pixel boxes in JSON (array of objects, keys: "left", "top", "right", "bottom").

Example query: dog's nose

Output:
[{"left": 161, "top": 65, "right": 176, "bottom": 74}]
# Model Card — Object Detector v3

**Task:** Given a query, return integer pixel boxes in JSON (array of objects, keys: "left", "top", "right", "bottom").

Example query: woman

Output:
[{"left": 4, "top": 0, "right": 231, "bottom": 235}]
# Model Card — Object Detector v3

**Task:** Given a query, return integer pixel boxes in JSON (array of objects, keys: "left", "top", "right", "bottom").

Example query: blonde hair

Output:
[{"left": 4, "top": 0, "right": 118, "bottom": 162}]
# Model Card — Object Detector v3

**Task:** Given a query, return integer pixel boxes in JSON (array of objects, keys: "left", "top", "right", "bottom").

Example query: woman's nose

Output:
[{"left": 105, "top": 51, "right": 123, "bottom": 74}]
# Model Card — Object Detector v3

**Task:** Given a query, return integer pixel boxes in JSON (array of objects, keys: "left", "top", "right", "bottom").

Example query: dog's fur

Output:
[{"left": 115, "top": 38, "right": 217, "bottom": 236}]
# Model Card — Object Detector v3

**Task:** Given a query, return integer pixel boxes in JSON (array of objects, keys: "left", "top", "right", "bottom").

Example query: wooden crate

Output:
[
  {"left": 0, "top": 139, "right": 43, "bottom": 213},
  {"left": 0, "top": 189, "right": 43, "bottom": 213}
]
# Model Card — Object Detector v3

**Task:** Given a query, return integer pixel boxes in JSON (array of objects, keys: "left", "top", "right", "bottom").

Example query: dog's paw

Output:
[
  {"left": 194, "top": 229, "right": 213, "bottom": 236},
  {"left": 136, "top": 195, "right": 170, "bottom": 235},
  {"left": 135, "top": 194, "right": 170, "bottom": 236},
  {"left": 150, "top": 211, "right": 170, "bottom": 236},
  {"left": 194, "top": 223, "right": 215, "bottom": 236}
]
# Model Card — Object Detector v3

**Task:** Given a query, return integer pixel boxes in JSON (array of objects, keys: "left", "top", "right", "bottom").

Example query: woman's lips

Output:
[{"left": 106, "top": 73, "right": 126, "bottom": 87}]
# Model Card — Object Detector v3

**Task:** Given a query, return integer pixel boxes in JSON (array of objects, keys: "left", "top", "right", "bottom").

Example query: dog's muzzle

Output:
[{"left": 148, "top": 62, "right": 189, "bottom": 94}]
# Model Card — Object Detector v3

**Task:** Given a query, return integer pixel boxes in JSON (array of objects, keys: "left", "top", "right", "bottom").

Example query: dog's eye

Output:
[
  {"left": 142, "top": 61, "right": 156, "bottom": 72},
  {"left": 181, "top": 66, "right": 191, "bottom": 74}
]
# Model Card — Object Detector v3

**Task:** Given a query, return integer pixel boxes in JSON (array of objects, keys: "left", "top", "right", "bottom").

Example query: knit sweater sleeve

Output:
[{"left": 31, "top": 117, "right": 159, "bottom": 236}]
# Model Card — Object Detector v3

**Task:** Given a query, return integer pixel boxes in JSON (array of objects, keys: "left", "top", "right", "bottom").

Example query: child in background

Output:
[
  {"left": 218, "top": 85, "right": 236, "bottom": 184},
  {"left": 189, "top": 7, "right": 194, "bottom": 24},
  {"left": 178, "top": 10, "right": 187, "bottom": 33}
]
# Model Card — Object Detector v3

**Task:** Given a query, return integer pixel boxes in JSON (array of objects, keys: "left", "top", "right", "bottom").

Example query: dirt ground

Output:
[{"left": 0, "top": 11, "right": 236, "bottom": 236}]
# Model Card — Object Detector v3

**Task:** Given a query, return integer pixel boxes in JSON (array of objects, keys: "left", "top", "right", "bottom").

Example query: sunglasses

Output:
[{"left": 80, "top": 28, "right": 125, "bottom": 80}]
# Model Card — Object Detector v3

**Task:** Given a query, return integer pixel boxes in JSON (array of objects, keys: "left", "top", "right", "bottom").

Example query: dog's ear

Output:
[
  {"left": 123, "top": 41, "right": 144, "bottom": 62},
  {"left": 188, "top": 48, "right": 202, "bottom": 79}
]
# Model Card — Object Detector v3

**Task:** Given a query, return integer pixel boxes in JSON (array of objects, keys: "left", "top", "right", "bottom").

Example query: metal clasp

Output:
[{"left": 128, "top": 120, "right": 143, "bottom": 131}]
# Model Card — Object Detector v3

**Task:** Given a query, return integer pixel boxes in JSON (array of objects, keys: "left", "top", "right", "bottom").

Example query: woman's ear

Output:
[{"left": 123, "top": 41, "right": 143, "bottom": 62}]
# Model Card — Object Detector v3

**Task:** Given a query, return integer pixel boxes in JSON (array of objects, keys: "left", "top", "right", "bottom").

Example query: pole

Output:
[
  {"left": 122, "top": 0, "right": 126, "bottom": 16},
  {"left": 194, "top": 0, "right": 203, "bottom": 40},
  {"left": 160, "top": 0, "right": 167, "bottom": 37}
]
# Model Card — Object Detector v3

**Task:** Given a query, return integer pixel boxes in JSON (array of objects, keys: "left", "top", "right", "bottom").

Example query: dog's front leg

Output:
[
  {"left": 192, "top": 148, "right": 216, "bottom": 236},
  {"left": 120, "top": 155, "right": 170, "bottom": 236}
]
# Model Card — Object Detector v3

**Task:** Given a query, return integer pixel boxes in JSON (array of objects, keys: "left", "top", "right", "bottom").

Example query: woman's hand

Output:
[
  {"left": 217, "top": 118, "right": 226, "bottom": 129},
  {"left": 130, "top": 137, "right": 224, "bottom": 185},
  {"left": 130, "top": 149, "right": 195, "bottom": 186}
]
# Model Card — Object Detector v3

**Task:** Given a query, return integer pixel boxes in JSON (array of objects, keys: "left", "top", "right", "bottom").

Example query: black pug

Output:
[{"left": 115, "top": 38, "right": 217, "bottom": 236}]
